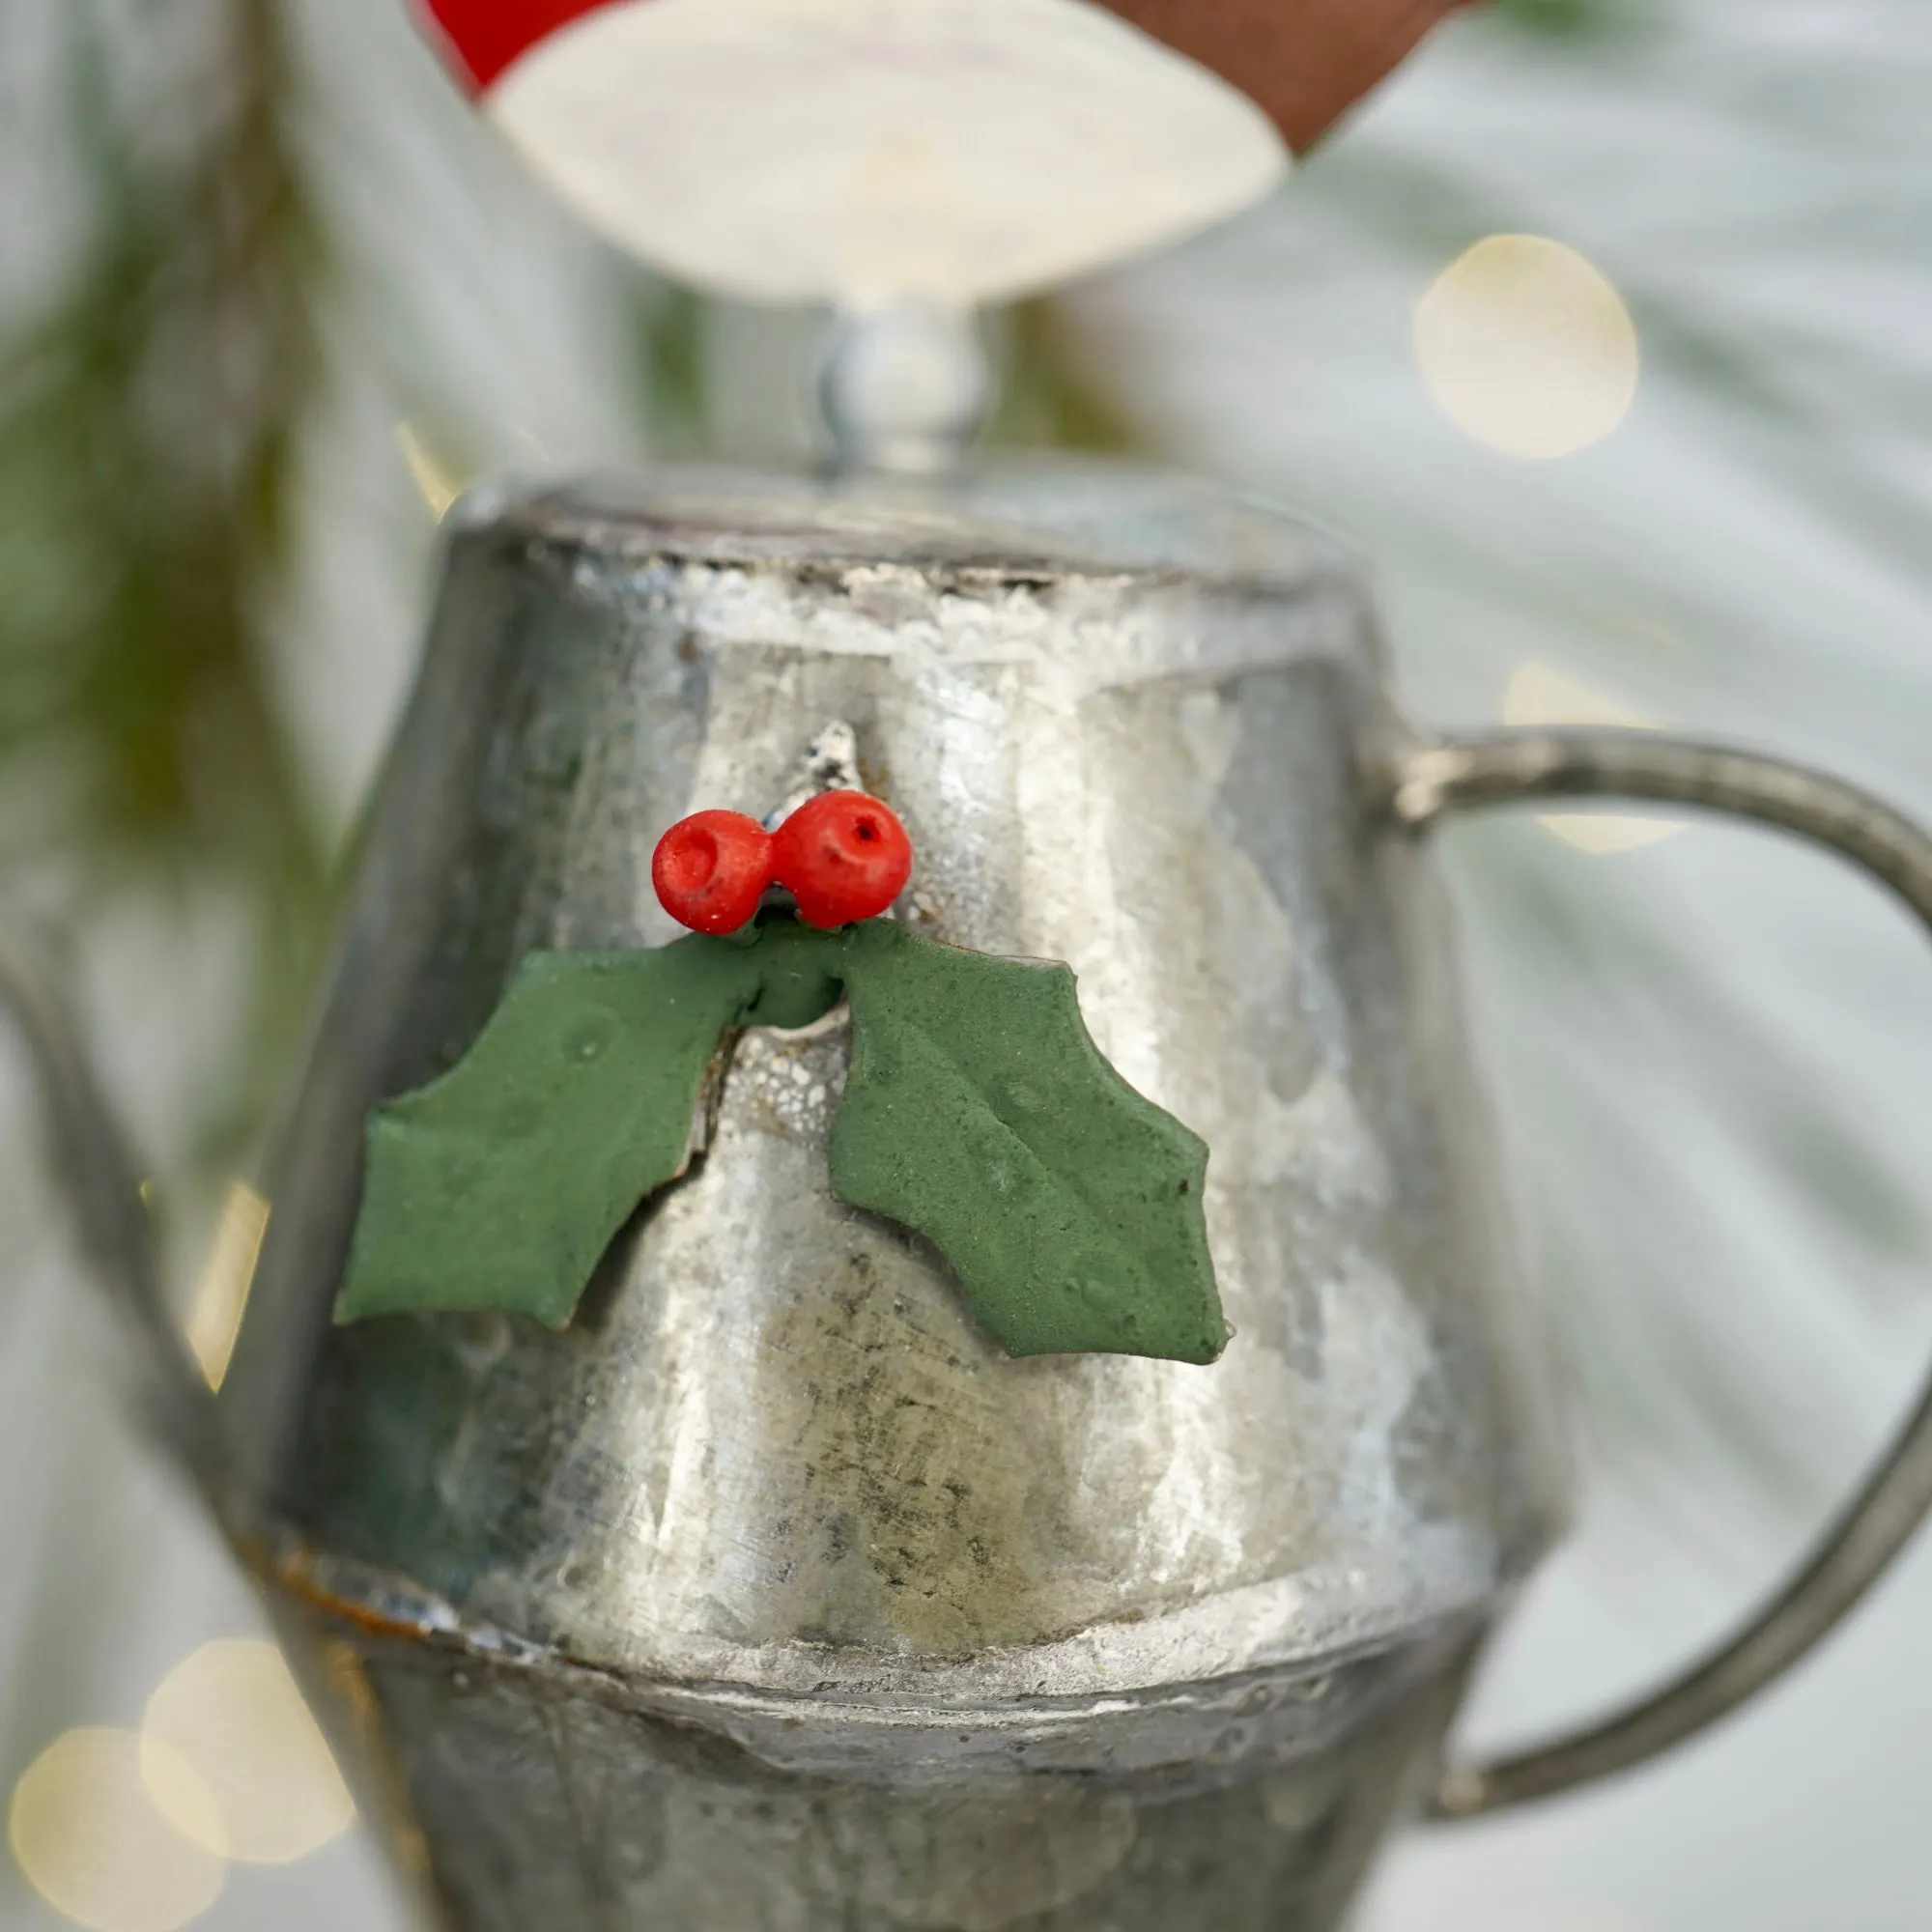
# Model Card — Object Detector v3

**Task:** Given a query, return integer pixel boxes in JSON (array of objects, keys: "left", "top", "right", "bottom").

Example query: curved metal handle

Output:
[
  {"left": 0, "top": 931, "right": 217, "bottom": 1484},
  {"left": 1384, "top": 727, "right": 1932, "bottom": 1819}
]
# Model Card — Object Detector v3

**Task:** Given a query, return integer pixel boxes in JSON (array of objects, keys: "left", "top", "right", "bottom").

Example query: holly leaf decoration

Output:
[
  {"left": 335, "top": 930, "right": 839, "bottom": 1326},
  {"left": 336, "top": 922, "right": 1225, "bottom": 1364},
  {"left": 833, "top": 923, "right": 1224, "bottom": 1364}
]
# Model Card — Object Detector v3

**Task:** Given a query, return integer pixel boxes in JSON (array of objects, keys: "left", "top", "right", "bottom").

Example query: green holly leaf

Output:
[
  {"left": 832, "top": 922, "right": 1226, "bottom": 1364},
  {"left": 335, "top": 934, "right": 812, "bottom": 1327},
  {"left": 336, "top": 920, "right": 1224, "bottom": 1365}
]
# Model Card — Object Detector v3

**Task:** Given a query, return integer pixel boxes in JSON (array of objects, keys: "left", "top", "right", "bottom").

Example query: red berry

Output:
[
  {"left": 771, "top": 791, "right": 913, "bottom": 928},
  {"left": 652, "top": 810, "right": 773, "bottom": 933}
]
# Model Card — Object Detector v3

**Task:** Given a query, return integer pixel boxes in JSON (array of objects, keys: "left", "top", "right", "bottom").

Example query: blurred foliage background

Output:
[{"left": 2, "top": 0, "right": 1930, "bottom": 1927}]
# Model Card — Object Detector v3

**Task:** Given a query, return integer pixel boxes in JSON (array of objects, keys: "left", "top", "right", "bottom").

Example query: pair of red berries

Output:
[{"left": 652, "top": 791, "right": 913, "bottom": 934}]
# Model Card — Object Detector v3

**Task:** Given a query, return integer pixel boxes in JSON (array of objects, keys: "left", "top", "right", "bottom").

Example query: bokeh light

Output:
[
  {"left": 1415, "top": 234, "right": 1639, "bottom": 458},
  {"left": 394, "top": 422, "right": 465, "bottom": 520},
  {"left": 8, "top": 1729, "right": 226, "bottom": 1932},
  {"left": 141, "top": 1641, "right": 355, "bottom": 1865},
  {"left": 1503, "top": 659, "right": 1685, "bottom": 853},
  {"left": 185, "top": 1183, "right": 270, "bottom": 1394}
]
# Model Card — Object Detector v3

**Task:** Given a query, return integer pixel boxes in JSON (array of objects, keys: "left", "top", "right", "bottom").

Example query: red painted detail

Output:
[
  {"left": 772, "top": 792, "right": 914, "bottom": 929},
  {"left": 652, "top": 810, "right": 775, "bottom": 935},
  {"left": 415, "top": 0, "right": 636, "bottom": 93}
]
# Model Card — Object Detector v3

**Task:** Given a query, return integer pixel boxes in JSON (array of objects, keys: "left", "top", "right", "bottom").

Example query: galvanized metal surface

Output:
[
  {"left": 17, "top": 463, "right": 1567, "bottom": 1927},
  {"left": 199, "top": 465, "right": 1559, "bottom": 1925},
  {"left": 340, "top": 1629, "right": 1470, "bottom": 1932},
  {"left": 15, "top": 465, "right": 1932, "bottom": 1922}
]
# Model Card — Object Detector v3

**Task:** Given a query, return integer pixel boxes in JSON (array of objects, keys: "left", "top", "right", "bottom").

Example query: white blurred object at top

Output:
[{"left": 418, "top": 0, "right": 1288, "bottom": 305}]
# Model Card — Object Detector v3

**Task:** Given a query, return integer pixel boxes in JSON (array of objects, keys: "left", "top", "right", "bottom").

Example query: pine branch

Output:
[{"left": 0, "top": 0, "right": 332, "bottom": 1154}]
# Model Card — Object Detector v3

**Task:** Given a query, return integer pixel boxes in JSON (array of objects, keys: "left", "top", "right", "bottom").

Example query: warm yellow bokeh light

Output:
[
  {"left": 1415, "top": 235, "right": 1639, "bottom": 459},
  {"left": 185, "top": 1183, "right": 269, "bottom": 1393},
  {"left": 9, "top": 1730, "right": 225, "bottom": 1932},
  {"left": 142, "top": 1642, "right": 355, "bottom": 1865},
  {"left": 1534, "top": 812, "right": 1682, "bottom": 856},
  {"left": 394, "top": 422, "right": 465, "bottom": 520},
  {"left": 1502, "top": 658, "right": 1654, "bottom": 731},
  {"left": 1502, "top": 658, "right": 1684, "bottom": 854}
]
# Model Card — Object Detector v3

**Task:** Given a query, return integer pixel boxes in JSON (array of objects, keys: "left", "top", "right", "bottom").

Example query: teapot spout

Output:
[{"left": 1, "top": 930, "right": 218, "bottom": 1489}]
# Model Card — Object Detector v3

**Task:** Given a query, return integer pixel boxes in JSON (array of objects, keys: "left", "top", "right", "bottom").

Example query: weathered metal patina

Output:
[
  {"left": 232, "top": 464, "right": 1564, "bottom": 1927},
  {"left": 13, "top": 461, "right": 1932, "bottom": 1928}
]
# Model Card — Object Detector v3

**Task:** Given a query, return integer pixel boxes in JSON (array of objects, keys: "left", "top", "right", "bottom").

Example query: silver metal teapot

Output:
[{"left": 11, "top": 455, "right": 1932, "bottom": 1932}]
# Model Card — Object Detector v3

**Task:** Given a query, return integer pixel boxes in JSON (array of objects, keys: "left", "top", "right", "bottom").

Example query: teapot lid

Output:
[
  {"left": 466, "top": 458, "right": 1366, "bottom": 597},
  {"left": 455, "top": 459, "right": 1381, "bottom": 692}
]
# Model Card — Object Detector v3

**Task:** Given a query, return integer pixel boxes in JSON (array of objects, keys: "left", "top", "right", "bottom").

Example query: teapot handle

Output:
[
  {"left": 1382, "top": 727, "right": 1932, "bottom": 1818},
  {"left": 0, "top": 931, "right": 218, "bottom": 1485}
]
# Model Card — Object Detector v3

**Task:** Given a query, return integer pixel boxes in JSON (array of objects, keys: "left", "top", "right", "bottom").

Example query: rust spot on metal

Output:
[{"left": 234, "top": 1534, "right": 445, "bottom": 1646}]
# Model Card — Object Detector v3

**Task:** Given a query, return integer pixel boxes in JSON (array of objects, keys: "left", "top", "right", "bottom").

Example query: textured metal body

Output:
[
  {"left": 13, "top": 467, "right": 1932, "bottom": 1921},
  {"left": 221, "top": 464, "right": 1567, "bottom": 1928}
]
